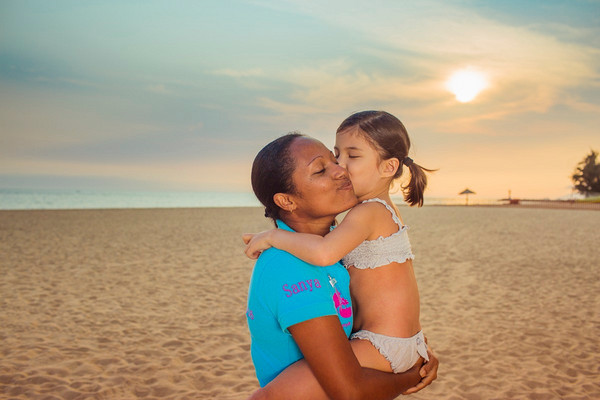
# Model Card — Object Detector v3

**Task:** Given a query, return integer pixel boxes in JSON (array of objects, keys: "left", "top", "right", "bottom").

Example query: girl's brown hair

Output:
[{"left": 336, "top": 111, "right": 434, "bottom": 207}]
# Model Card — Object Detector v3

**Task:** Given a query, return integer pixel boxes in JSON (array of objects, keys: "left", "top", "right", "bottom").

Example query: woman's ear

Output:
[
  {"left": 380, "top": 157, "right": 400, "bottom": 178},
  {"left": 273, "top": 193, "right": 297, "bottom": 213}
]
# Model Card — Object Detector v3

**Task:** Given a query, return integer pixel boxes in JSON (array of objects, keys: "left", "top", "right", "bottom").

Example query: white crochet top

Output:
[{"left": 342, "top": 198, "right": 415, "bottom": 269}]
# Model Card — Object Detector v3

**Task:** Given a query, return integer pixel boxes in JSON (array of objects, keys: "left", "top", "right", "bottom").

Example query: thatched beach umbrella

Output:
[{"left": 459, "top": 188, "right": 476, "bottom": 205}]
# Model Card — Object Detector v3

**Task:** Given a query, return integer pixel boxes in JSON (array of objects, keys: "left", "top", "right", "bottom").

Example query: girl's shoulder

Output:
[
  {"left": 346, "top": 198, "right": 404, "bottom": 238},
  {"left": 346, "top": 198, "right": 396, "bottom": 222}
]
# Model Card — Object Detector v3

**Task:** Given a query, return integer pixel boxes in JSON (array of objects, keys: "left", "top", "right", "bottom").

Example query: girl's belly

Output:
[{"left": 349, "top": 261, "right": 422, "bottom": 338}]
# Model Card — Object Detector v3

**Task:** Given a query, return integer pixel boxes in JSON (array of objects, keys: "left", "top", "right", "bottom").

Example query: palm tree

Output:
[{"left": 572, "top": 150, "right": 600, "bottom": 197}]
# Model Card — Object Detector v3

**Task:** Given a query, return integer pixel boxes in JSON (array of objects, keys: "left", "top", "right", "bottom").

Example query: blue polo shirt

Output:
[{"left": 246, "top": 220, "right": 353, "bottom": 386}]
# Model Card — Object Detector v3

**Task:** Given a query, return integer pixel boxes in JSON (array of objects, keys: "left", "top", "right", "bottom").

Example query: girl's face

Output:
[
  {"left": 334, "top": 129, "right": 384, "bottom": 199},
  {"left": 288, "top": 137, "right": 358, "bottom": 219}
]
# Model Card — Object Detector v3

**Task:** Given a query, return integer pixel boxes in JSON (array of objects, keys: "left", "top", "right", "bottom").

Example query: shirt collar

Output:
[
  {"left": 276, "top": 219, "right": 337, "bottom": 233},
  {"left": 275, "top": 219, "right": 295, "bottom": 232}
]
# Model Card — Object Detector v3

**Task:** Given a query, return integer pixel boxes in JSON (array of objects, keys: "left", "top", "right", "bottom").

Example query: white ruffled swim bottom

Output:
[{"left": 350, "top": 329, "right": 429, "bottom": 373}]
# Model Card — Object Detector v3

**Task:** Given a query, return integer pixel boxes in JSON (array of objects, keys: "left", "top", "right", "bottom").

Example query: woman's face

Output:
[{"left": 287, "top": 137, "right": 357, "bottom": 219}]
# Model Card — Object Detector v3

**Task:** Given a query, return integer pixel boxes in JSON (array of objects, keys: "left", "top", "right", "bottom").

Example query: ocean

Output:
[
  {"left": 0, "top": 188, "right": 500, "bottom": 210},
  {"left": 0, "top": 189, "right": 261, "bottom": 210}
]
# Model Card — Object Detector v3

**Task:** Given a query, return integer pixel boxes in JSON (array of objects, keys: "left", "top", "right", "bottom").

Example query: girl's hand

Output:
[
  {"left": 402, "top": 346, "right": 439, "bottom": 395},
  {"left": 242, "top": 230, "right": 274, "bottom": 259}
]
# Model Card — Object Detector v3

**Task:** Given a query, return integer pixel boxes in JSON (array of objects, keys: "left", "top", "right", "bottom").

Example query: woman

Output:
[{"left": 245, "top": 133, "right": 438, "bottom": 399}]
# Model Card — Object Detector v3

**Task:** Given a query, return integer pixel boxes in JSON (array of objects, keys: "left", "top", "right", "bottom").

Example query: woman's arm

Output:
[
  {"left": 244, "top": 204, "right": 375, "bottom": 266},
  {"left": 248, "top": 315, "right": 423, "bottom": 400},
  {"left": 247, "top": 348, "right": 439, "bottom": 400},
  {"left": 247, "top": 345, "right": 439, "bottom": 400},
  {"left": 404, "top": 345, "right": 439, "bottom": 395}
]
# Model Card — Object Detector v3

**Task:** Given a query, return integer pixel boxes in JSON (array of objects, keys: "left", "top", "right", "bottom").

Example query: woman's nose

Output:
[{"left": 332, "top": 163, "right": 349, "bottom": 179}]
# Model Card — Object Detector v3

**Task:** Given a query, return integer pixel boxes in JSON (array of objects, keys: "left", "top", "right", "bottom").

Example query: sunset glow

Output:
[
  {"left": 446, "top": 69, "right": 488, "bottom": 103},
  {"left": 1, "top": 1, "right": 598, "bottom": 200}
]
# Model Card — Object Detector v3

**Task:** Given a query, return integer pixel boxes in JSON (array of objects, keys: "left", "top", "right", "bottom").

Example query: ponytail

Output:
[{"left": 402, "top": 161, "right": 434, "bottom": 207}]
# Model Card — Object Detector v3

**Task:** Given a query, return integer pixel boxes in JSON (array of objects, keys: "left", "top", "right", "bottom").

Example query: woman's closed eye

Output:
[{"left": 314, "top": 158, "right": 339, "bottom": 174}]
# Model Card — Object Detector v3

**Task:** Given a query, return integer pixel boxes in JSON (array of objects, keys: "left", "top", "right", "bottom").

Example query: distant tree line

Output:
[{"left": 572, "top": 150, "right": 600, "bottom": 197}]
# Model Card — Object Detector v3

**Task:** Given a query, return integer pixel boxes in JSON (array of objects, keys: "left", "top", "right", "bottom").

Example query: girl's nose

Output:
[{"left": 336, "top": 155, "right": 347, "bottom": 169}]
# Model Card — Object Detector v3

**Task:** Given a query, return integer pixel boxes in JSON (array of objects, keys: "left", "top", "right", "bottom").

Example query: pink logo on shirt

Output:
[{"left": 333, "top": 291, "right": 352, "bottom": 319}]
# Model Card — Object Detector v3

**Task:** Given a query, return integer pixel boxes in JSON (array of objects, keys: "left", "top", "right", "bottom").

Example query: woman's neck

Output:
[{"left": 281, "top": 215, "right": 334, "bottom": 237}]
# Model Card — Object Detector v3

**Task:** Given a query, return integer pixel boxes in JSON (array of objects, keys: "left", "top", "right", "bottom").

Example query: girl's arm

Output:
[
  {"left": 248, "top": 315, "right": 424, "bottom": 400},
  {"left": 244, "top": 204, "right": 375, "bottom": 266},
  {"left": 242, "top": 230, "right": 277, "bottom": 259}
]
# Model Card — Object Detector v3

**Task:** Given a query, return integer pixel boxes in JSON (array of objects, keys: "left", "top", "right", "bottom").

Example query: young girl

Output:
[{"left": 244, "top": 110, "right": 434, "bottom": 375}]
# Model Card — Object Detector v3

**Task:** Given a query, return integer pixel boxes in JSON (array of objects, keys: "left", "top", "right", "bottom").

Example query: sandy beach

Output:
[{"left": 1, "top": 206, "right": 599, "bottom": 399}]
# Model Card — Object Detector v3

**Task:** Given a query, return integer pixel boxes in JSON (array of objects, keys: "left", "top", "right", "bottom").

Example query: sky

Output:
[{"left": 1, "top": 0, "right": 599, "bottom": 200}]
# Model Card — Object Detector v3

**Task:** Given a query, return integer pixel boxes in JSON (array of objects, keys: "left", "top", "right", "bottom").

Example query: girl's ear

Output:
[
  {"left": 273, "top": 193, "right": 297, "bottom": 213},
  {"left": 380, "top": 157, "right": 400, "bottom": 178}
]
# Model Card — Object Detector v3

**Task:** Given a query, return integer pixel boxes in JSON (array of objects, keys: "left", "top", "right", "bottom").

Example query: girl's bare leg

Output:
[{"left": 350, "top": 338, "right": 393, "bottom": 372}]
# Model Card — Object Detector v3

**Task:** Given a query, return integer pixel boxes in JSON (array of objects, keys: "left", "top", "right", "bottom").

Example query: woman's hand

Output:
[
  {"left": 402, "top": 346, "right": 439, "bottom": 395},
  {"left": 242, "top": 230, "right": 275, "bottom": 259}
]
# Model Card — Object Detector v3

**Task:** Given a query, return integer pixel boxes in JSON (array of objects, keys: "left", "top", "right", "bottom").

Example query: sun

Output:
[{"left": 445, "top": 69, "right": 488, "bottom": 103}]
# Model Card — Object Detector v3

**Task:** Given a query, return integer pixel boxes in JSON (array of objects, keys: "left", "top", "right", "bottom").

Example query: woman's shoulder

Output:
[
  {"left": 255, "top": 247, "right": 298, "bottom": 268},
  {"left": 251, "top": 248, "right": 341, "bottom": 294},
  {"left": 255, "top": 247, "right": 331, "bottom": 274}
]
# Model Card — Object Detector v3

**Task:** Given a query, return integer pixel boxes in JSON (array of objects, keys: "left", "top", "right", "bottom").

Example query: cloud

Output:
[
  {"left": 33, "top": 76, "right": 99, "bottom": 89},
  {"left": 254, "top": 60, "right": 441, "bottom": 117},
  {"left": 0, "top": 156, "right": 253, "bottom": 192},
  {"left": 211, "top": 68, "right": 264, "bottom": 78},
  {"left": 0, "top": 86, "right": 165, "bottom": 156},
  {"left": 2, "top": 1, "right": 598, "bottom": 198},
  {"left": 561, "top": 95, "right": 600, "bottom": 114},
  {"left": 145, "top": 84, "right": 175, "bottom": 95},
  {"left": 248, "top": 0, "right": 600, "bottom": 128}
]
